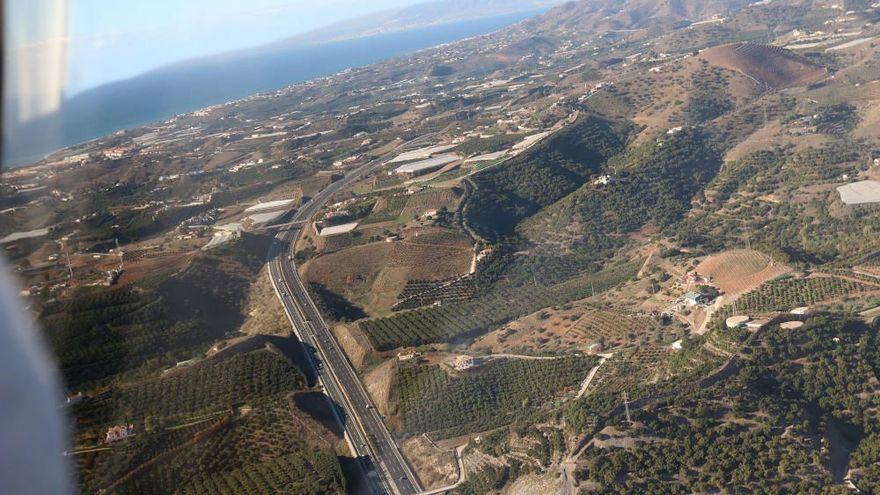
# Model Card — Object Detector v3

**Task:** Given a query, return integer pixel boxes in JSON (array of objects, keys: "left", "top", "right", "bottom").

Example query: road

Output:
[{"left": 267, "top": 136, "right": 435, "bottom": 495}]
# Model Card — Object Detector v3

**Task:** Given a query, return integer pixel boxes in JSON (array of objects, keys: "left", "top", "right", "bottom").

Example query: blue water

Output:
[{"left": 4, "top": 12, "right": 538, "bottom": 168}]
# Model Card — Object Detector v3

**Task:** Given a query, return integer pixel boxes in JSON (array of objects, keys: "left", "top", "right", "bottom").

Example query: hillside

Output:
[
  {"left": 464, "top": 114, "right": 632, "bottom": 243},
  {"left": 36, "top": 237, "right": 349, "bottom": 494},
  {"left": 701, "top": 42, "right": 827, "bottom": 88},
  {"left": 8, "top": 0, "right": 880, "bottom": 492},
  {"left": 521, "top": 0, "right": 755, "bottom": 36}
]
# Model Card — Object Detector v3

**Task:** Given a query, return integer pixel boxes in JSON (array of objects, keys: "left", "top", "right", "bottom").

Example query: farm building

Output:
[
  {"left": 245, "top": 210, "right": 286, "bottom": 226},
  {"left": 837, "top": 180, "right": 880, "bottom": 205},
  {"left": 593, "top": 175, "right": 612, "bottom": 185},
  {"left": 244, "top": 199, "right": 294, "bottom": 213},
  {"left": 387, "top": 144, "right": 457, "bottom": 164},
  {"left": 684, "top": 291, "right": 709, "bottom": 306},
  {"left": 394, "top": 154, "right": 460, "bottom": 176},
  {"left": 780, "top": 321, "right": 804, "bottom": 330},
  {"left": 0, "top": 227, "right": 51, "bottom": 244},
  {"left": 682, "top": 272, "right": 711, "bottom": 286},
  {"left": 465, "top": 151, "right": 507, "bottom": 163},
  {"left": 318, "top": 222, "right": 358, "bottom": 237}
]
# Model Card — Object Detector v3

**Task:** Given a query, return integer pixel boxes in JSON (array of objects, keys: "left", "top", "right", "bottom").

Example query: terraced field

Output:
[
  {"left": 393, "top": 356, "right": 596, "bottom": 438},
  {"left": 394, "top": 276, "right": 476, "bottom": 310},
  {"left": 855, "top": 264, "right": 880, "bottom": 280},
  {"left": 569, "top": 310, "right": 661, "bottom": 349},
  {"left": 700, "top": 42, "right": 826, "bottom": 88},
  {"left": 175, "top": 452, "right": 345, "bottom": 495}
]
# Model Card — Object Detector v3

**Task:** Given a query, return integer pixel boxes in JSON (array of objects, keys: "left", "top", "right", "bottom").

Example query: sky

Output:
[
  {"left": 3, "top": 0, "right": 426, "bottom": 147},
  {"left": 6, "top": 0, "right": 425, "bottom": 103},
  {"left": 65, "top": 0, "right": 426, "bottom": 94}
]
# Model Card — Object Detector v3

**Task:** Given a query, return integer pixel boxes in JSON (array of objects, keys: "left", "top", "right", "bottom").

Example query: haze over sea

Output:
[{"left": 5, "top": 12, "right": 536, "bottom": 168}]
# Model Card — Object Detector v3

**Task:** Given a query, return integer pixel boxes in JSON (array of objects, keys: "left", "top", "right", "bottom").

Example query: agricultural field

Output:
[
  {"left": 394, "top": 276, "right": 476, "bottom": 310},
  {"left": 108, "top": 399, "right": 344, "bottom": 495},
  {"left": 568, "top": 311, "right": 666, "bottom": 349},
  {"left": 361, "top": 194, "right": 408, "bottom": 225},
  {"left": 316, "top": 227, "right": 388, "bottom": 253},
  {"left": 567, "top": 316, "right": 880, "bottom": 493},
  {"left": 69, "top": 343, "right": 344, "bottom": 495},
  {"left": 695, "top": 249, "right": 790, "bottom": 296},
  {"left": 471, "top": 305, "right": 675, "bottom": 356},
  {"left": 360, "top": 263, "right": 638, "bottom": 351},
  {"left": 9, "top": 0, "right": 880, "bottom": 493},
  {"left": 699, "top": 42, "right": 826, "bottom": 88},
  {"left": 175, "top": 452, "right": 345, "bottom": 495},
  {"left": 117, "top": 250, "right": 196, "bottom": 287},
  {"left": 464, "top": 114, "right": 632, "bottom": 243},
  {"left": 855, "top": 261, "right": 880, "bottom": 280},
  {"left": 400, "top": 226, "right": 471, "bottom": 247},
  {"left": 672, "top": 141, "right": 879, "bottom": 266},
  {"left": 391, "top": 356, "right": 597, "bottom": 438},
  {"left": 400, "top": 187, "right": 462, "bottom": 218},
  {"left": 587, "top": 346, "right": 673, "bottom": 394},
  {"left": 733, "top": 274, "right": 876, "bottom": 313},
  {"left": 72, "top": 347, "right": 306, "bottom": 429},
  {"left": 39, "top": 236, "right": 269, "bottom": 389}
]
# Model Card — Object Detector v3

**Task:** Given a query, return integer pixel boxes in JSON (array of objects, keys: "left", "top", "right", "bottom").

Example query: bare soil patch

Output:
[
  {"left": 240, "top": 266, "right": 291, "bottom": 336},
  {"left": 402, "top": 436, "right": 458, "bottom": 490},
  {"left": 117, "top": 251, "right": 194, "bottom": 286},
  {"left": 701, "top": 42, "right": 826, "bottom": 88},
  {"left": 696, "top": 249, "right": 790, "bottom": 296},
  {"left": 301, "top": 231, "right": 472, "bottom": 313}
]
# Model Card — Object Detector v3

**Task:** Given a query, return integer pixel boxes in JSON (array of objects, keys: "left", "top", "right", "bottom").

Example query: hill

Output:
[
  {"left": 464, "top": 114, "right": 633, "bottom": 243},
  {"left": 522, "top": 0, "right": 755, "bottom": 36},
  {"left": 701, "top": 42, "right": 827, "bottom": 88}
]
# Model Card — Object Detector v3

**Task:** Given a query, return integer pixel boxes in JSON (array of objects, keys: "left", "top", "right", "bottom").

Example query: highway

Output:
[{"left": 267, "top": 137, "right": 435, "bottom": 495}]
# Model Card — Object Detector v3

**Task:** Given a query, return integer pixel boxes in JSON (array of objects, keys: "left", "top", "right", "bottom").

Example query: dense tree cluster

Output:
[
  {"left": 465, "top": 114, "right": 632, "bottom": 242},
  {"left": 566, "top": 316, "right": 880, "bottom": 493}
]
